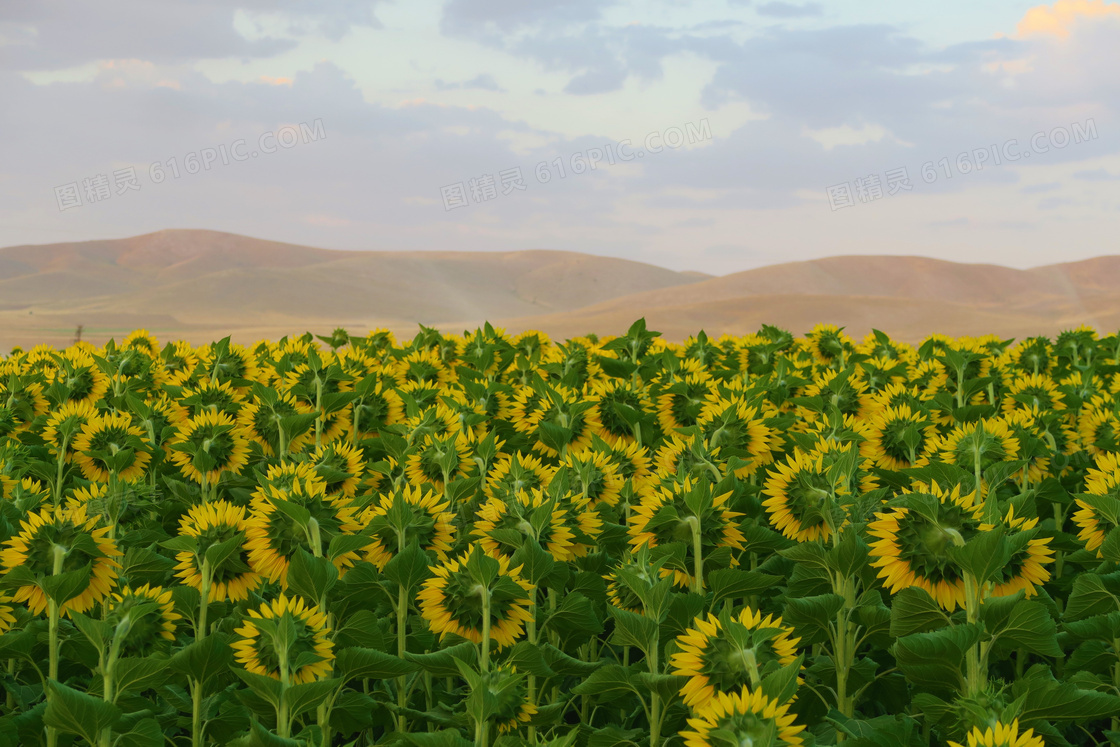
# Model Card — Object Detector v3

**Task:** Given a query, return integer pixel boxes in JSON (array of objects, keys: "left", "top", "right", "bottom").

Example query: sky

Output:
[{"left": 0, "top": 0, "right": 1117, "bottom": 275}]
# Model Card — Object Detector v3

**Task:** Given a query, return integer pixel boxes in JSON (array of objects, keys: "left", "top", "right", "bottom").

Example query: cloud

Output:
[
  {"left": 1017, "top": 0, "right": 1120, "bottom": 38},
  {"left": 434, "top": 74, "right": 504, "bottom": 92},
  {"left": 1020, "top": 181, "right": 1061, "bottom": 192},
  {"left": 0, "top": 1, "right": 383, "bottom": 71},
  {"left": 1073, "top": 168, "right": 1120, "bottom": 179},
  {"left": 756, "top": 2, "right": 824, "bottom": 18}
]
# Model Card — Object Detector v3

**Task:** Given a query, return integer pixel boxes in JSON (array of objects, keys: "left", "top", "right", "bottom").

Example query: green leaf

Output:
[
  {"left": 947, "top": 528, "right": 1012, "bottom": 587},
  {"left": 889, "top": 588, "right": 950, "bottom": 638},
  {"left": 44, "top": 681, "right": 120, "bottom": 745},
  {"left": 285, "top": 548, "right": 338, "bottom": 604},
  {"left": 982, "top": 598, "right": 1061, "bottom": 658},
  {"left": 571, "top": 664, "right": 642, "bottom": 702},
  {"left": 1065, "top": 574, "right": 1120, "bottom": 621},
  {"left": 39, "top": 563, "right": 94, "bottom": 606},
  {"left": 607, "top": 607, "right": 658, "bottom": 655},
  {"left": 114, "top": 656, "right": 170, "bottom": 697},
  {"left": 781, "top": 594, "right": 844, "bottom": 645},
  {"left": 382, "top": 542, "right": 433, "bottom": 596},
  {"left": 204, "top": 531, "right": 247, "bottom": 570},
  {"left": 114, "top": 717, "right": 164, "bottom": 747},
  {"left": 404, "top": 642, "right": 478, "bottom": 676},
  {"left": 170, "top": 633, "right": 234, "bottom": 688},
  {"left": 893, "top": 624, "right": 982, "bottom": 695},
  {"left": 707, "top": 568, "right": 780, "bottom": 608},
  {"left": 1014, "top": 664, "right": 1120, "bottom": 722},
  {"left": 285, "top": 678, "right": 341, "bottom": 719},
  {"left": 232, "top": 668, "right": 284, "bottom": 709},
  {"left": 403, "top": 730, "right": 475, "bottom": 747},
  {"left": 335, "top": 647, "right": 418, "bottom": 683}
]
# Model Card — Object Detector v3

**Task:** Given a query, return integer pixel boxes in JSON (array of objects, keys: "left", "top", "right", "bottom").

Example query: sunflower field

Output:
[{"left": 0, "top": 319, "right": 1119, "bottom": 747}]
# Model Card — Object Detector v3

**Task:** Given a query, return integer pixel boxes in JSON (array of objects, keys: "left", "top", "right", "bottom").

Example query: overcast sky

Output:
[{"left": 1, "top": 0, "right": 1117, "bottom": 274}]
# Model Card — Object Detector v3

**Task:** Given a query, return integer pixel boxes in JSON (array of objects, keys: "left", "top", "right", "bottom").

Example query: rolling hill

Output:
[{"left": 0, "top": 229, "right": 1116, "bottom": 348}]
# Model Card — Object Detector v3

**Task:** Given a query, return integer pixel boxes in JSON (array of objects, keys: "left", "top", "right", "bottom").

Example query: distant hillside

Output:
[{"left": 0, "top": 229, "right": 1116, "bottom": 348}]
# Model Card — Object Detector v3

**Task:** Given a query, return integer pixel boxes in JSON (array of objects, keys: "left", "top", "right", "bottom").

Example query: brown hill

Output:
[
  {"left": 0, "top": 229, "right": 706, "bottom": 348},
  {"left": 0, "top": 230, "right": 1117, "bottom": 348}
]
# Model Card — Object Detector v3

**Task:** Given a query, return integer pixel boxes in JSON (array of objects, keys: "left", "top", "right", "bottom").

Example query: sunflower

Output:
[
  {"left": 588, "top": 378, "right": 652, "bottom": 447},
  {"left": 405, "top": 432, "right": 473, "bottom": 491},
  {"left": 804, "top": 323, "right": 853, "bottom": 368},
  {"left": 160, "top": 341, "right": 201, "bottom": 386},
  {"left": 868, "top": 482, "right": 1053, "bottom": 610},
  {"left": 232, "top": 594, "right": 334, "bottom": 685},
  {"left": 597, "top": 438, "right": 654, "bottom": 492},
  {"left": 361, "top": 483, "right": 456, "bottom": 569},
  {"left": 41, "top": 401, "right": 100, "bottom": 463},
  {"left": 244, "top": 479, "right": 365, "bottom": 586},
  {"left": 2, "top": 379, "right": 49, "bottom": 432},
  {"left": 106, "top": 584, "right": 181, "bottom": 655},
  {"left": 629, "top": 479, "right": 746, "bottom": 588},
  {"left": 938, "top": 419, "right": 1020, "bottom": 480},
  {"left": 1, "top": 477, "right": 50, "bottom": 509},
  {"left": 867, "top": 482, "right": 978, "bottom": 611},
  {"left": 0, "top": 503, "right": 121, "bottom": 616},
  {"left": 121, "top": 329, "right": 160, "bottom": 358},
  {"left": 179, "top": 380, "right": 246, "bottom": 420},
  {"left": 484, "top": 452, "right": 556, "bottom": 503},
  {"left": 798, "top": 370, "right": 874, "bottom": 423},
  {"left": 0, "top": 593, "right": 18, "bottom": 634},
  {"left": 71, "top": 412, "right": 152, "bottom": 483},
  {"left": 55, "top": 349, "right": 109, "bottom": 406},
  {"left": 309, "top": 440, "right": 365, "bottom": 498},
  {"left": 1001, "top": 374, "right": 1063, "bottom": 417},
  {"left": 198, "top": 342, "right": 260, "bottom": 388},
  {"left": 512, "top": 385, "right": 601, "bottom": 458},
  {"left": 860, "top": 404, "right": 937, "bottom": 471},
  {"left": 556, "top": 448, "right": 623, "bottom": 509},
  {"left": 985, "top": 506, "right": 1054, "bottom": 599},
  {"left": 168, "top": 411, "right": 251, "bottom": 485},
  {"left": 174, "top": 500, "right": 262, "bottom": 603},
  {"left": 474, "top": 488, "right": 581, "bottom": 562},
  {"left": 418, "top": 550, "right": 534, "bottom": 649},
  {"left": 696, "top": 396, "right": 778, "bottom": 478},
  {"left": 761, "top": 451, "right": 847, "bottom": 544},
  {"left": 1077, "top": 404, "right": 1120, "bottom": 456},
  {"left": 64, "top": 481, "right": 108, "bottom": 512},
  {"left": 1072, "top": 452, "right": 1120, "bottom": 556},
  {"left": 350, "top": 380, "right": 405, "bottom": 439},
  {"left": 236, "top": 389, "right": 312, "bottom": 457},
  {"left": 948, "top": 720, "right": 1045, "bottom": 747},
  {"left": 252, "top": 461, "right": 328, "bottom": 500},
  {"left": 484, "top": 666, "right": 538, "bottom": 734},
  {"left": 680, "top": 687, "right": 805, "bottom": 747},
  {"left": 394, "top": 348, "right": 454, "bottom": 387},
  {"left": 671, "top": 609, "right": 802, "bottom": 709}
]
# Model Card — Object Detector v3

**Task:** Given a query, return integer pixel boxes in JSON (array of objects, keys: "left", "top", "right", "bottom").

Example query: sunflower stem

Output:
[
  {"left": 198, "top": 557, "right": 211, "bottom": 641},
  {"left": 648, "top": 639, "right": 661, "bottom": 747},
  {"left": 314, "top": 379, "right": 324, "bottom": 450},
  {"left": 963, "top": 571, "right": 985, "bottom": 697},
  {"left": 46, "top": 543, "right": 66, "bottom": 747},
  {"left": 397, "top": 583, "right": 409, "bottom": 733},
  {"left": 480, "top": 586, "right": 492, "bottom": 674},
  {"left": 687, "top": 515, "right": 704, "bottom": 593},
  {"left": 278, "top": 640, "right": 292, "bottom": 739},
  {"left": 527, "top": 595, "right": 537, "bottom": 745},
  {"left": 53, "top": 437, "right": 67, "bottom": 508},
  {"left": 190, "top": 678, "right": 205, "bottom": 747}
]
